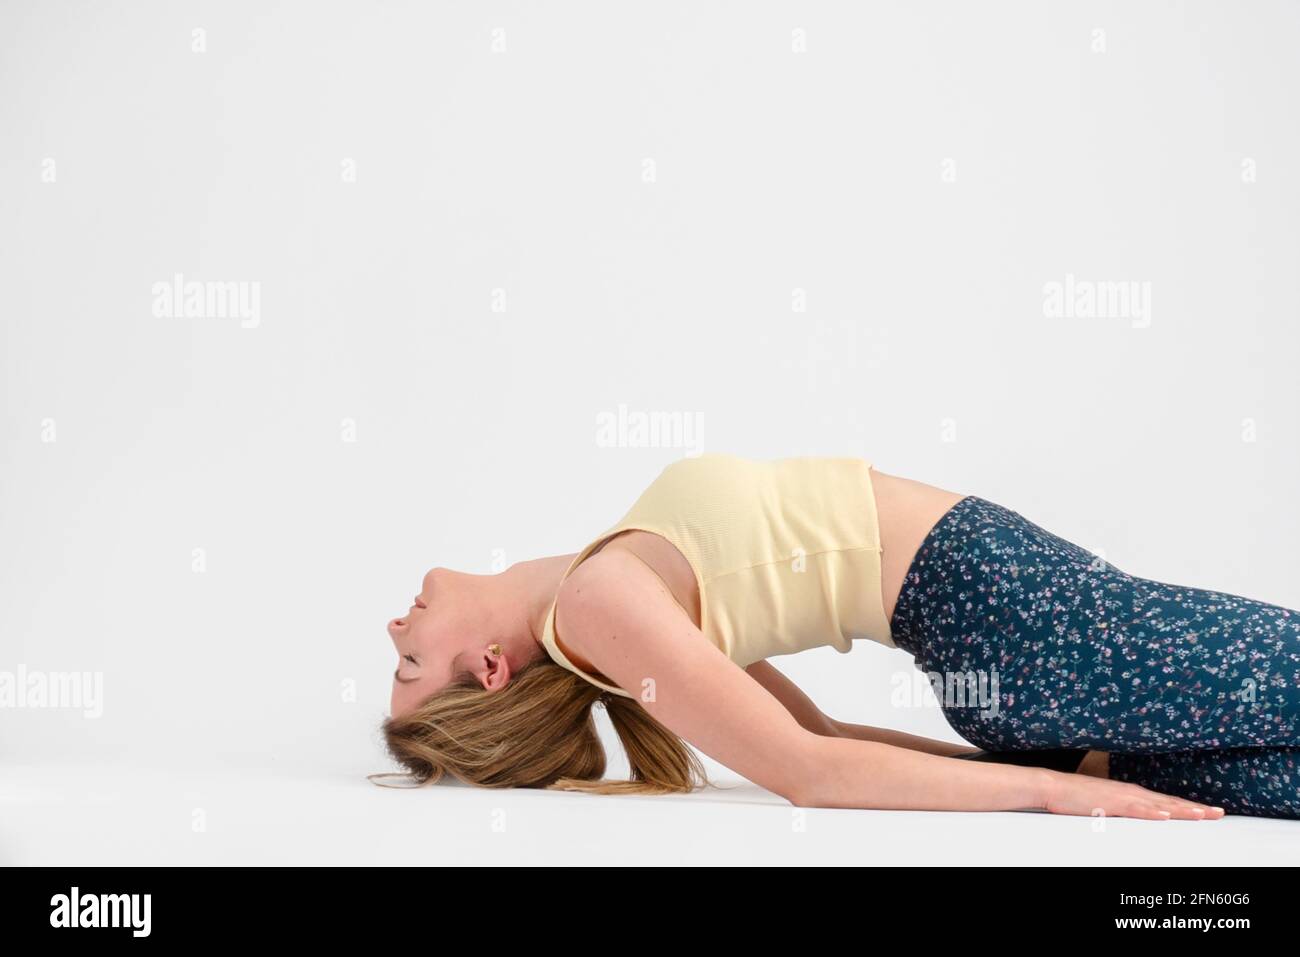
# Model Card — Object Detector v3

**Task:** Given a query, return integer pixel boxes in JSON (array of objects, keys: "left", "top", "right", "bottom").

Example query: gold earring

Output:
[{"left": 489, "top": 643, "right": 503, "bottom": 657}]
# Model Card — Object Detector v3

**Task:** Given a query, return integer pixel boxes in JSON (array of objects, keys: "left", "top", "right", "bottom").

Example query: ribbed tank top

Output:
[{"left": 539, "top": 453, "right": 895, "bottom": 697}]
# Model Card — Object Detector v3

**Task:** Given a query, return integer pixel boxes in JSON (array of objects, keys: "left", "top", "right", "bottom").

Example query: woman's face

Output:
[{"left": 387, "top": 567, "right": 494, "bottom": 718}]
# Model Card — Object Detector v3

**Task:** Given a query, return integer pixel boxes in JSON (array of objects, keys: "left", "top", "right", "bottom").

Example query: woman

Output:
[{"left": 381, "top": 453, "right": 1300, "bottom": 819}]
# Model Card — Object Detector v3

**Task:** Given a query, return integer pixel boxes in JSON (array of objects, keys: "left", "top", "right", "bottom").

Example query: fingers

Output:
[
  {"left": 1125, "top": 785, "right": 1225, "bottom": 821},
  {"left": 1046, "top": 775, "right": 1228, "bottom": 820},
  {"left": 1158, "top": 799, "right": 1226, "bottom": 820}
]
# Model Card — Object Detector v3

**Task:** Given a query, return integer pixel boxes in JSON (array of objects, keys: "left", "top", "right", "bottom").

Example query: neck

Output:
[{"left": 499, "top": 553, "right": 578, "bottom": 659}]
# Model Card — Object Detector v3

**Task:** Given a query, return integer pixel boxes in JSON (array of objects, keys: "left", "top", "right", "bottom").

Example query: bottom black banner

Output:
[{"left": 0, "top": 865, "right": 1279, "bottom": 943}]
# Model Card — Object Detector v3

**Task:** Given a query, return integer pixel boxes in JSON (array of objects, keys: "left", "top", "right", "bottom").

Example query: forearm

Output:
[
  {"left": 798, "top": 735, "right": 1051, "bottom": 812},
  {"left": 828, "top": 717, "right": 979, "bottom": 758}
]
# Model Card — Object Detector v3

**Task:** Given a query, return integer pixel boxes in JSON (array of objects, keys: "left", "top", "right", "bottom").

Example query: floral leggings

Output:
[{"left": 889, "top": 495, "right": 1300, "bottom": 819}]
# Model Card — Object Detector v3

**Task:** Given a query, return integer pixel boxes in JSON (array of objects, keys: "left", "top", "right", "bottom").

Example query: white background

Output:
[{"left": 3, "top": 1, "right": 1298, "bottom": 863}]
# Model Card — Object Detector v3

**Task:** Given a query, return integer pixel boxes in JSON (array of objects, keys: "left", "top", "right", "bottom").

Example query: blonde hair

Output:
[{"left": 378, "top": 659, "right": 711, "bottom": 795}]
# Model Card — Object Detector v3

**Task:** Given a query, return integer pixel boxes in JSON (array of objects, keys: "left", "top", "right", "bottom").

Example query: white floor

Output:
[{"left": 4, "top": 762, "right": 1297, "bottom": 866}]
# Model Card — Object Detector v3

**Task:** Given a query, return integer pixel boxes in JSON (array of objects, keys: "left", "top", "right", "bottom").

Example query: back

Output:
[{"left": 540, "top": 453, "right": 894, "bottom": 696}]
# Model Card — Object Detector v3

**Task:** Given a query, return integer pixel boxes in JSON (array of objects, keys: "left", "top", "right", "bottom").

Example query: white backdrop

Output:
[{"left": 2, "top": 1, "right": 1298, "bottom": 862}]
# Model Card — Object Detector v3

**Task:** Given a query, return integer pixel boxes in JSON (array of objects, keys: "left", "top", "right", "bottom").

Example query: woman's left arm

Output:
[{"left": 745, "top": 659, "right": 979, "bottom": 758}]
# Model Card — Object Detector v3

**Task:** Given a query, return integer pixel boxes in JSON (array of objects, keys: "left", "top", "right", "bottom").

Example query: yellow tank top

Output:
[{"left": 539, "top": 453, "right": 895, "bottom": 697}]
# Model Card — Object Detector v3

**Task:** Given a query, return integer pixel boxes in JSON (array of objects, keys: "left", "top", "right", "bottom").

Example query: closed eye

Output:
[{"left": 394, "top": 659, "right": 419, "bottom": 684}]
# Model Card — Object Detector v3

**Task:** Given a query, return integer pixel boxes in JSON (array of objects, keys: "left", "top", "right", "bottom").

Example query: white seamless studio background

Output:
[{"left": 1, "top": 0, "right": 1298, "bottom": 863}]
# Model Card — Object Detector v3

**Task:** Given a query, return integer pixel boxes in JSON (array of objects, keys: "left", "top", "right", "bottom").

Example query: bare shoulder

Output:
[
  {"left": 555, "top": 546, "right": 675, "bottom": 628},
  {"left": 552, "top": 547, "right": 822, "bottom": 804},
  {"left": 570, "top": 529, "right": 702, "bottom": 626},
  {"left": 551, "top": 547, "right": 678, "bottom": 674}
]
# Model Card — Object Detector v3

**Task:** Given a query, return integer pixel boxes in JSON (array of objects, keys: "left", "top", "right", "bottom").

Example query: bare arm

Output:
[
  {"left": 556, "top": 550, "right": 1221, "bottom": 819},
  {"left": 829, "top": 720, "right": 980, "bottom": 757},
  {"left": 744, "top": 659, "right": 979, "bottom": 757}
]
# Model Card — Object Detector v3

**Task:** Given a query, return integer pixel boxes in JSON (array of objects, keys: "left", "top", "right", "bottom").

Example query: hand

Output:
[{"left": 1040, "top": 769, "right": 1226, "bottom": 820}]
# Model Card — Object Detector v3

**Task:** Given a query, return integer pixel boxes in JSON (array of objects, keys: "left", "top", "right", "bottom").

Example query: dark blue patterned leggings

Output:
[{"left": 890, "top": 495, "right": 1300, "bottom": 819}]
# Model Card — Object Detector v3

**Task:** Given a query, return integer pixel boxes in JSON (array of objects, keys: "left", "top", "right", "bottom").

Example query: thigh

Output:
[
  {"left": 898, "top": 496, "right": 1300, "bottom": 752},
  {"left": 1095, "top": 572, "right": 1300, "bottom": 750}
]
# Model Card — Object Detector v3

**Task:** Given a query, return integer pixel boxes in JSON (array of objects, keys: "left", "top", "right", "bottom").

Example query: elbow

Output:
[
  {"left": 819, "top": 714, "right": 845, "bottom": 738},
  {"left": 779, "top": 732, "right": 839, "bottom": 808},
  {"left": 786, "top": 771, "right": 838, "bottom": 808},
  {"left": 786, "top": 786, "right": 821, "bottom": 809},
  {"left": 782, "top": 736, "right": 892, "bottom": 810}
]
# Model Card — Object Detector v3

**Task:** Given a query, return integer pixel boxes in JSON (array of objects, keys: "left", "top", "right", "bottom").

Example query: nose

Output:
[{"left": 387, "top": 617, "right": 407, "bottom": 640}]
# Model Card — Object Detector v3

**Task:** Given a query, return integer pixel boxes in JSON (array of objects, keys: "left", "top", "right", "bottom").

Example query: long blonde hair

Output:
[{"left": 379, "top": 658, "right": 710, "bottom": 795}]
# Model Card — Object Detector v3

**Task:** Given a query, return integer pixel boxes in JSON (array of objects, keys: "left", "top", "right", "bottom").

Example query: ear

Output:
[{"left": 482, "top": 645, "right": 511, "bottom": 692}]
